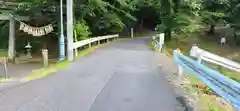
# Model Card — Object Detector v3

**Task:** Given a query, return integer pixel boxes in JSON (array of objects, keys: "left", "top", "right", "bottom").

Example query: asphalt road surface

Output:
[{"left": 0, "top": 37, "right": 181, "bottom": 111}]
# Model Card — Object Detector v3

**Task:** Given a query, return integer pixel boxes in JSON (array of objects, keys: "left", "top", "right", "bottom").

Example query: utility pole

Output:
[
  {"left": 66, "top": 0, "right": 74, "bottom": 61},
  {"left": 58, "top": 0, "right": 65, "bottom": 61}
]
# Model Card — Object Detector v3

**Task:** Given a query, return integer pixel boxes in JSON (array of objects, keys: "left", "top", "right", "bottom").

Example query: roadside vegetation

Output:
[
  {"left": 24, "top": 44, "right": 103, "bottom": 81},
  {"left": 161, "top": 29, "right": 239, "bottom": 111}
]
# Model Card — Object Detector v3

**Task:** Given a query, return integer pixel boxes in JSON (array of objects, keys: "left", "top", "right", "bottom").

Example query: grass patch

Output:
[
  {"left": 148, "top": 40, "right": 157, "bottom": 51},
  {"left": 0, "top": 50, "right": 7, "bottom": 57},
  {"left": 0, "top": 50, "right": 7, "bottom": 63},
  {"left": 0, "top": 77, "right": 12, "bottom": 82},
  {"left": 185, "top": 72, "right": 234, "bottom": 111},
  {"left": 23, "top": 44, "right": 103, "bottom": 81},
  {"left": 23, "top": 60, "right": 69, "bottom": 81}
]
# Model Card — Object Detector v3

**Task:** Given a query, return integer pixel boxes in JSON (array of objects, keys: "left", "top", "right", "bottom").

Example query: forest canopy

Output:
[{"left": 1, "top": 0, "right": 240, "bottom": 51}]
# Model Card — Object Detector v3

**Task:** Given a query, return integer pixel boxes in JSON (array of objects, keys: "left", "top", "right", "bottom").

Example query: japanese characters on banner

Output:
[{"left": 19, "top": 22, "right": 54, "bottom": 37}]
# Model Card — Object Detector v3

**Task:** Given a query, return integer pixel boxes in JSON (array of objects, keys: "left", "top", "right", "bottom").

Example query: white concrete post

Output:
[
  {"left": 98, "top": 40, "right": 100, "bottom": 45},
  {"left": 8, "top": 18, "right": 15, "bottom": 60},
  {"left": 42, "top": 49, "right": 48, "bottom": 67},
  {"left": 159, "top": 33, "right": 165, "bottom": 52},
  {"left": 89, "top": 43, "right": 92, "bottom": 47},
  {"left": 177, "top": 64, "right": 183, "bottom": 77},
  {"left": 67, "top": 0, "right": 74, "bottom": 61},
  {"left": 131, "top": 28, "right": 134, "bottom": 38},
  {"left": 190, "top": 44, "right": 198, "bottom": 57},
  {"left": 74, "top": 30, "right": 78, "bottom": 57},
  {"left": 158, "top": 35, "right": 162, "bottom": 52},
  {"left": 75, "top": 48, "right": 78, "bottom": 57},
  {"left": 2, "top": 57, "right": 8, "bottom": 78}
]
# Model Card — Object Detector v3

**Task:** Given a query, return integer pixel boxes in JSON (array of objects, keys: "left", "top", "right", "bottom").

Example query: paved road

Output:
[{"left": 0, "top": 37, "right": 180, "bottom": 111}]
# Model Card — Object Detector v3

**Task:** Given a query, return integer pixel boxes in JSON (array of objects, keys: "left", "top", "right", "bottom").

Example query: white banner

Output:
[{"left": 19, "top": 22, "right": 54, "bottom": 37}]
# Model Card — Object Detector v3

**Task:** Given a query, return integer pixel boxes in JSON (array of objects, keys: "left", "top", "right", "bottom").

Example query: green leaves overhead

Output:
[
  {"left": 3, "top": 0, "right": 240, "bottom": 43},
  {"left": 73, "top": 0, "right": 137, "bottom": 36},
  {"left": 156, "top": 0, "right": 203, "bottom": 40},
  {"left": 74, "top": 22, "right": 91, "bottom": 40}
]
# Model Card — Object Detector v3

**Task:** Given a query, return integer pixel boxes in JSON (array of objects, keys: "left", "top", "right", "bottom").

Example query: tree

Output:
[
  {"left": 224, "top": 0, "right": 240, "bottom": 45},
  {"left": 157, "top": 0, "right": 202, "bottom": 41},
  {"left": 134, "top": 0, "right": 161, "bottom": 30},
  {"left": 73, "top": 0, "right": 137, "bottom": 36},
  {"left": 201, "top": 0, "right": 229, "bottom": 34}
]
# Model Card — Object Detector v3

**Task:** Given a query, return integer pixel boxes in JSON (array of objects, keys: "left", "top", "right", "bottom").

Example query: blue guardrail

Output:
[{"left": 173, "top": 50, "right": 240, "bottom": 110}]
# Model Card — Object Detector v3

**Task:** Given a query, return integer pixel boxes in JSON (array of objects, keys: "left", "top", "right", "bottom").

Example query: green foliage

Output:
[
  {"left": 201, "top": 11, "right": 225, "bottom": 25},
  {"left": 173, "top": 11, "right": 202, "bottom": 34},
  {"left": 73, "top": 0, "right": 137, "bottom": 36},
  {"left": 155, "top": 0, "right": 203, "bottom": 40},
  {"left": 156, "top": 24, "right": 167, "bottom": 33},
  {"left": 209, "top": 103, "right": 219, "bottom": 111},
  {"left": 226, "top": 1, "right": 240, "bottom": 45},
  {"left": 3, "top": 0, "right": 240, "bottom": 48},
  {"left": 74, "top": 22, "right": 91, "bottom": 40},
  {"left": 0, "top": 23, "right": 8, "bottom": 49}
]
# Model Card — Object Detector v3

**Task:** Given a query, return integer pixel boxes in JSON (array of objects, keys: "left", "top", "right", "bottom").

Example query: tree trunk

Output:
[
  {"left": 140, "top": 18, "right": 144, "bottom": 31},
  {"left": 165, "top": 28, "right": 172, "bottom": 41},
  {"left": 208, "top": 25, "right": 215, "bottom": 34}
]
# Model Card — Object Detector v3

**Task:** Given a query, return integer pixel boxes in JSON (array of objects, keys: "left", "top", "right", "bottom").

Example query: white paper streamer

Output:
[{"left": 19, "top": 22, "right": 54, "bottom": 37}]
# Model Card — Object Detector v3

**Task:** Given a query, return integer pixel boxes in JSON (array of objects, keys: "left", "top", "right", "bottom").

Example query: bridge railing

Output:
[
  {"left": 73, "top": 34, "right": 119, "bottom": 57},
  {"left": 174, "top": 50, "right": 240, "bottom": 110},
  {"left": 73, "top": 34, "right": 119, "bottom": 49},
  {"left": 152, "top": 33, "right": 164, "bottom": 52}
]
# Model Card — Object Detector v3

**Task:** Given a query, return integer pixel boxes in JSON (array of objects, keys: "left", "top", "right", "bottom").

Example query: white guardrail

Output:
[
  {"left": 190, "top": 45, "right": 240, "bottom": 72},
  {"left": 152, "top": 33, "right": 165, "bottom": 52},
  {"left": 73, "top": 34, "right": 119, "bottom": 49}
]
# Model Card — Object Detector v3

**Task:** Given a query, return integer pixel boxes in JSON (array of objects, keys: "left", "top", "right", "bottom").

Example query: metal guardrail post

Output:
[
  {"left": 177, "top": 64, "right": 183, "bottom": 79},
  {"left": 174, "top": 50, "right": 183, "bottom": 79}
]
